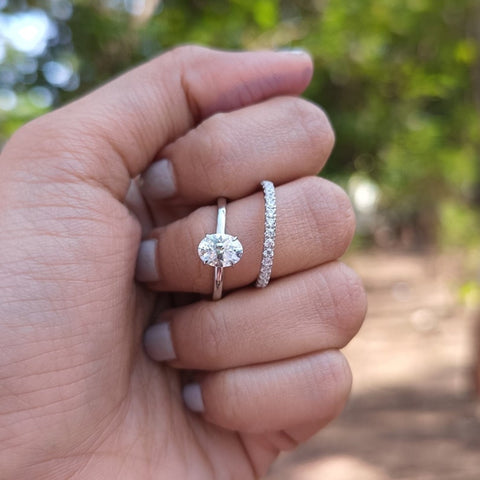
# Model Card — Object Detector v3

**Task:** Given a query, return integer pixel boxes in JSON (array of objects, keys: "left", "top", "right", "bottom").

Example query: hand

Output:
[{"left": 0, "top": 46, "right": 366, "bottom": 479}]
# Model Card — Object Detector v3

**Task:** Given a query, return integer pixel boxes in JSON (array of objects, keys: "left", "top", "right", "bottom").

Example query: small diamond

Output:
[
  {"left": 262, "top": 257, "right": 273, "bottom": 267},
  {"left": 198, "top": 233, "right": 243, "bottom": 268},
  {"left": 264, "top": 238, "right": 275, "bottom": 249}
]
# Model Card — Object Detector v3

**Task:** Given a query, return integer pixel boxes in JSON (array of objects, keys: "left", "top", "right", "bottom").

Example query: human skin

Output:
[{"left": 0, "top": 46, "right": 366, "bottom": 479}]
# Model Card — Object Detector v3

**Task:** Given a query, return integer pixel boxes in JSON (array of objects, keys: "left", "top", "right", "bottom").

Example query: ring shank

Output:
[
  {"left": 213, "top": 198, "right": 227, "bottom": 300},
  {"left": 216, "top": 198, "right": 226, "bottom": 234},
  {"left": 213, "top": 266, "right": 223, "bottom": 301}
]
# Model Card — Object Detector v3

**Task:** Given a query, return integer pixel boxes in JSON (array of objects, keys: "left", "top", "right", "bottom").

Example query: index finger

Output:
[{"left": 3, "top": 47, "right": 313, "bottom": 198}]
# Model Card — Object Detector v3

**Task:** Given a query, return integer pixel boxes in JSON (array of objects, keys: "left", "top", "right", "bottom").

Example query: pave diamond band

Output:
[
  {"left": 198, "top": 198, "right": 243, "bottom": 300},
  {"left": 256, "top": 180, "right": 276, "bottom": 288}
]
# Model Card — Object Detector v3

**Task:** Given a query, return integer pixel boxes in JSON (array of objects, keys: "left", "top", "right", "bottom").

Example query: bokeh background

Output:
[{"left": 1, "top": 1, "right": 480, "bottom": 478}]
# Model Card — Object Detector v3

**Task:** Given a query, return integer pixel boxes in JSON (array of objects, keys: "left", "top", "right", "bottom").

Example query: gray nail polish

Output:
[
  {"left": 142, "top": 159, "right": 176, "bottom": 199},
  {"left": 183, "top": 383, "right": 205, "bottom": 413},
  {"left": 144, "top": 322, "right": 176, "bottom": 362},
  {"left": 135, "top": 239, "right": 159, "bottom": 282}
]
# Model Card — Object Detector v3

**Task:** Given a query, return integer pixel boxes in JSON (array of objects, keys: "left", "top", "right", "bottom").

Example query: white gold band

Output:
[
  {"left": 213, "top": 197, "right": 226, "bottom": 300},
  {"left": 256, "top": 180, "right": 276, "bottom": 288}
]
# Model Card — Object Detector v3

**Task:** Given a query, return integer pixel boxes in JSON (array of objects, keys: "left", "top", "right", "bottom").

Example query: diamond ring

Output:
[
  {"left": 256, "top": 180, "right": 276, "bottom": 288},
  {"left": 198, "top": 198, "right": 243, "bottom": 300}
]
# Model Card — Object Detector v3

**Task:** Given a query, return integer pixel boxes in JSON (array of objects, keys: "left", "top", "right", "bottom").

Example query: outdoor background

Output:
[{"left": 1, "top": 1, "right": 480, "bottom": 478}]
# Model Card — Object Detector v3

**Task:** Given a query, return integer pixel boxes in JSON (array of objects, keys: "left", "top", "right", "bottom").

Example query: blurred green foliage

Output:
[{"left": 1, "top": 0, "right": 479, "bottom": 247}]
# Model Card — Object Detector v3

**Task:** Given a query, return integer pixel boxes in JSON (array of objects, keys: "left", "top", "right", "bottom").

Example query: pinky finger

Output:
[{"left": 182, "top": 350, "right": 352, "bottom": 434}]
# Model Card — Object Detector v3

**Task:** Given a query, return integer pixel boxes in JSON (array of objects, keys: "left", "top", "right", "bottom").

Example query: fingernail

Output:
[
  {"left": 144, "top": 322, "right": 176, "bottom": 362},
  {"left": 141, "top": 159, "right": 176, "bottom": 199},
  {"left": 277, "top": 47, "right": 310, "bottom": 56},
  {"left": 135, "top": 239, "right": 159, "bottom": 282},
  {"left": 183, "top": 383, "right": 204, "bottom": 413}
]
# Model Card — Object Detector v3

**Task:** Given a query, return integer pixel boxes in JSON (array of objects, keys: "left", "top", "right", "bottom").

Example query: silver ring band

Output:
[
  {"left": 256, "top": 180, "right": 276, "bottom": 288},
  {"left": 198, "top": 198, "right": 243, "bottom": 301},
  {"left": 213, "top": 198, "right": 227, "bottom": 300}
]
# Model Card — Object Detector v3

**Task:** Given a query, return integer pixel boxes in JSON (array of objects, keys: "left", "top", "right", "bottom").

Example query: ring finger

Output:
[{"left": 135, "top": 176, "right": 355, "bottom": 291}]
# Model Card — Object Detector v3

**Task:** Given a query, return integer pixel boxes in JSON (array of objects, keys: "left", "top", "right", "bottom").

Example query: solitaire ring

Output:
[{"left": 198, "top": 198, "right": 243, "bottom": 300}]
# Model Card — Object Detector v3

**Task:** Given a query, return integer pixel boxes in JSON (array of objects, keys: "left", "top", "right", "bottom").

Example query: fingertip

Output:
[
  {"left": 282, "top": 48, "right": 313, "bottom": 90},
  {"left": 144, "top": 322, "right": 176, "bottom": 362},
  {"left": 274, "top": 48, "right": 314, "bottom": 83},
  {"left": 183, "top": 383, "right": 205, "bottom": 413},
  {"left": 141, "top": 159, "right": 177, "bottom": 200},
  {"left": 135, "top": 239, "right": 159, "bottom": 282}
]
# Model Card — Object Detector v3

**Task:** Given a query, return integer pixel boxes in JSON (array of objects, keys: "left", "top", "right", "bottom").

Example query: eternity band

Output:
[{"left": 255, "top": 180, "right": 276, "bottom": 288}]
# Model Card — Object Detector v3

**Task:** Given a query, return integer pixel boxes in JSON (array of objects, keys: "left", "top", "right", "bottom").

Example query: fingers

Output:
[
  {"left": 144, "top": 262, "right": 366, "bottom": 369},
  {"left": 136, "top": 177, "right": 355, "bottom": 291},
  {"left": 182, "top": 350, "right": 352, "bottom": 434},
  {"left": 3, "top": 47, "right": 313, "bottom": 198},
  {"left": 140, "top": 96, "right": 335, "bottom": 207}
]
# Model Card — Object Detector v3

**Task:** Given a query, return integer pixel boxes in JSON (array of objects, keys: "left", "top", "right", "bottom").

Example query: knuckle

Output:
[
  {"left": 168, "top": 45, "right": 213, "bottom": 121},
  {"left": 297, "top": 177, "right": 331, "bottom": 232},
  {"left": 332, "top": 263, "right": 367, "bottom": 341},
  {"left": 301, "top": 177, "right": 355, "bottom": 256},
  {"left": 330, "top": 351, "right": 353, "bottom": 395},
  {"left": 192, "top": 117, "right": 236, "bottom": 194},
  {"left": 306, "top": 263, "right": 366, "bottom": 347},
  {"left": 291, "top": 99, "right": 335, "bottom": 167},
  {"left": 317, "top": 351, "right": 352, "bottom": 413},
  {"left": 296, "top": 176, "right": 324, "bottom": 217},
  {"left": 332, "top": 183, "right": 357, "bottom": 241},
  {"left": 340, "top": 263, "right": 368, "bottom": 319},
  {"left": 300, "top": 351, "right": 351, "bottom": 423},
  {"left": 169, "top": 44, "right": 207, "bottom": 64},
  {"left": 205, "top": 371, "right": 246, "bottom": 430}
]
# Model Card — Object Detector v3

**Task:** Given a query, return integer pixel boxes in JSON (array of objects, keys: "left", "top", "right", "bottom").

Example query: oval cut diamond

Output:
[{"left": 198, "top": 233, "right": 243, "bottom": 267}]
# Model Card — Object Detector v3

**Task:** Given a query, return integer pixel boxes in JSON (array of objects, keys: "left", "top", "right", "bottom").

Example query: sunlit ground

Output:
[{"left": 266, "top": 250, "right": 480, "bottom": 480}]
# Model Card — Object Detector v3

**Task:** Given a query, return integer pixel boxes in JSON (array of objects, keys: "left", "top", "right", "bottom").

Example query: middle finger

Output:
[
  {"left": 144, "top": 261, "right": 366, "bottom": 370},
  {"left": 140, "top": 96, "right": 335, "bottom": 210}
]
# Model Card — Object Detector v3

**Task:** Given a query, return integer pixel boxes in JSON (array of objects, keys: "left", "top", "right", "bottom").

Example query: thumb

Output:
[{"left": 1, "top": 46, "right": 312, "bottom": 198}]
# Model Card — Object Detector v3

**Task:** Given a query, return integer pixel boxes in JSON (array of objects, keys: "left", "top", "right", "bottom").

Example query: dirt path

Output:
[{"left": 266, "top": 250, "right": 480, "bottom": 480}]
